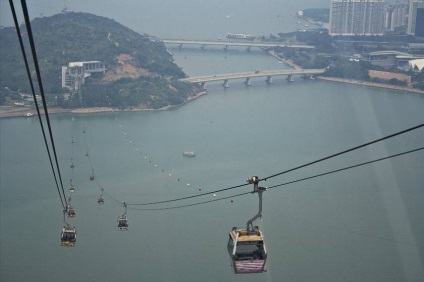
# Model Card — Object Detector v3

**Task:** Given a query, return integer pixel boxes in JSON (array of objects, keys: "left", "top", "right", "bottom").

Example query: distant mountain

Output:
[{"left": 0, "top": 12, "right": 200, "bottom": 109}]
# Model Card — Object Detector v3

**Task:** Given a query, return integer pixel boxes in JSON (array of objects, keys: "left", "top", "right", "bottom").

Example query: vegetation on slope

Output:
[{"left": 0, "top": 12, "right": 200, "bottom": 109}]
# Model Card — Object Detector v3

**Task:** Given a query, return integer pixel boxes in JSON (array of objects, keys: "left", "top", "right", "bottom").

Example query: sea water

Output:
[{"left": 1, "top": 1, "right": 424, "bottom": 281}]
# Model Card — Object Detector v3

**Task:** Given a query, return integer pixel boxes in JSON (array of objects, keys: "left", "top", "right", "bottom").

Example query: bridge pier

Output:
[
  {"left": 200, "top": 82, "right": 207, "bottom": 90},
  {"left": 178, "top": 43, "right": 183, "bottom": 50},
  {"left": 244, "top": 77, "right": 252, "bottom": 86},
  {"left": 286, "top": 75, "right": 294, "bottom": 82},
  {"left": 201, "top": 44, "right": 206, "bottom": 51},
  {"left": 224, "top": 45, "right": 228, "bottom": 51},
  {"left": 246, "top": 46, "right": 251, "bottom": 52},
  {"left": 222, "top": 79, "right": 230, "bottom": 88},
  {"left": 265, "top": 76, "right": 273, "bottom": 84},
  {"left": 302, "top": 74, "right": 315, "bottom": 80}
]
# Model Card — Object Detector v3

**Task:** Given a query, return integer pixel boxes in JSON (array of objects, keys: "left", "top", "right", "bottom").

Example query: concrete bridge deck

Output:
[
  {"left": 179, "top": 69, "right": 325, "bottom": 88},
  {"left": 156, "top": 38, "right": 315, "bottom": 50}
]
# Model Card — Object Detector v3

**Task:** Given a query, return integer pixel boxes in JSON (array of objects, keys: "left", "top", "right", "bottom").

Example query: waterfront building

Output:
[
  {"left": 329, "top": 0, "right": 385, "bottom": 36},
  {"left": 407, "top": 0, "right": 424, "bottom": 35}
]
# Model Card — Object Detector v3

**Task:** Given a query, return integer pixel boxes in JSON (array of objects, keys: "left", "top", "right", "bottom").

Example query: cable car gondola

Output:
[
  {"left": 117, "top": 202, "right": 128, "bottom": 230},
  {"left": 61, "top": 210, "right": 76, "bottom": 247},
  {"left": 90, "top": 170, "right": 95, "bottom": 181},
  {"left": 69, "top": 180, "right": 75, "bottom": 193},
  {"left": 97, "top": 188, "right": 104, "bottom": 204},
  {"left": 66, "top": 197, "right": 75, "bottom": 218},
  {"left": 67, "top": 206, "right": 76, "bottom": 218},
  {"left": 228, "top": 176, "right": 267, "bottom": 274},
  {"left": 61, "top": 226, "right": 77, "bottom": 247},
  {"left": 97, "top": 195, "right": 104, "bottom": 204}
]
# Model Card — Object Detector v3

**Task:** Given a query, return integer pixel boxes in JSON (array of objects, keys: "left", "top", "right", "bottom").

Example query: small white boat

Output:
[
  {"left": 24, "top": 113, "right": 34, "bottom": 117},
  {"left": 183, "top": 151, "right": 196, "bottom": 157}
]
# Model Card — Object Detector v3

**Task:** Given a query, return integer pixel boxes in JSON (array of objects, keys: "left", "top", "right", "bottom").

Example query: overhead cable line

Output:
[
  {"left": 260, "top": 123, "right": 424, "bottom": 182},
  {"left": 265, "top": 146, "right": 424, "bottom": 190},
  {"left": 9, "top": 0, "right": 66, "bottom": 209},
  {"left": 128, "top": 191, "right": 251, "bottom": 211},
  {"left": 116, "top": 123, "right": 195, "bottom": 188},
  {"left": 19, "top": 0, "right": 68, "bottom": 207},
  {"left": 127, "top": 182, "right": 250, "bottom": 206},
  {"left": 128, "top": 146, "right": 424, "bottom": 211},
  {"left": 127, "top": 124, "right": 424, "bottom": 206}
]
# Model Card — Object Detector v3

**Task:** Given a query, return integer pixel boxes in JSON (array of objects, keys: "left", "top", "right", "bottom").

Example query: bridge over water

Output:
[
  {"left": 179, "top": 69, "right": 325, "bottom": 89},
  {"left": 156, "top": 38, "right": 315, "bottom": 51}
]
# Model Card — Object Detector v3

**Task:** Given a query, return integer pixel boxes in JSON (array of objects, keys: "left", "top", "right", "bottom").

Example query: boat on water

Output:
[
  {"left": 183, "top": 151, "right": 196, "bottom": 157},
  {"left": 24, "top": 113, "right": 34, "bottom": 117}
]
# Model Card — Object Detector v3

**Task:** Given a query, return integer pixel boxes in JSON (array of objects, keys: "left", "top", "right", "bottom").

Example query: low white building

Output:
[{"left": 409, "top": 59, "right": 424, "bottom": 71}]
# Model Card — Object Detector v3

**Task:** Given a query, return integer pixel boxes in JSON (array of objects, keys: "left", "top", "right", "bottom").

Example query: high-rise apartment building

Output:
[
  {"left": 415, "top": 8, "right": 424, "bottom": 37},
  {"left": 407, "top": 0, "right": 424, "bottom": 35},
  {"left": 384, "top": 2, "right": 408, "bottom": 31},
  {"left": 329, "top": 0, "right": 385, "bottom": 36}
]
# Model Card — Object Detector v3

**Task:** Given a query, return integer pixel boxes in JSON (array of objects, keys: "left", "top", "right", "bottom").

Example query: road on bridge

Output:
[
  {"left": 155, "top": 38, "right": 315, "bottom": 50},
  {"left": 179, "top": 69, "right": 325, "bottom": 84}
]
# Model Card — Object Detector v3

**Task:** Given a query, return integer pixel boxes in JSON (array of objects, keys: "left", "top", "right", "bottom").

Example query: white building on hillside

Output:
[{"left": 62, "top": 61, "right": 105, "bottom": 91}]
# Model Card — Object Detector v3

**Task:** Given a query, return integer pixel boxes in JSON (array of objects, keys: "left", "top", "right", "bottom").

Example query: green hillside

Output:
[{"left": 0, "top": 12, "right": 200, "bottom": 109}]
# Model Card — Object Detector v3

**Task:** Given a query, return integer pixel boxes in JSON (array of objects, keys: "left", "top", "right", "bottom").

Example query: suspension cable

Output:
[
  {"left": 20, "top": 0, "right": 68, "bottom": 207},
  {"left": 129, "top": 146, "right": 424, "bottom": 211},
  {"left": 127, "top": 182, "right": 250, "bottom": 206},
  {"left": 9, "top": 0, "right": 66, "bottom": 209},
  {"left": 266, "top": 146, "right": 424, "bottom": 190},
  {"left": 260, "top": 123, "right": 424, "bottom": 182},
  {"left": 127, "top": 124, "right": 423, "bottom": 206}
]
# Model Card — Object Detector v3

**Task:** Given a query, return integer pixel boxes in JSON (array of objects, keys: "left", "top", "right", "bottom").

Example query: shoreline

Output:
[
  {"left": 316, "top": 76, "right": 424, "bottom": 95},
  {"left": 0, "top": 91, "right": 208, "bottom": 119},
  {"left": 1, "top": 73, "right": 422, "bottom": 119},
  {"left": 267, "top": 49, "right": 424, "bottom": 95}
]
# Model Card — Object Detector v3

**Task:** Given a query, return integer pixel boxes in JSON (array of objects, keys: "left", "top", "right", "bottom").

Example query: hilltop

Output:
[{"left": 0, "top": 12, "right": 201, "bottom": 109}]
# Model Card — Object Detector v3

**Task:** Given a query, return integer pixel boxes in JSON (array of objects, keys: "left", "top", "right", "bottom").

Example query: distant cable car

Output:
[
  {"left": 90, "top": 170, "right": 95, "bottom": 181},
  {"left": 228, "top": 176, "right": 267, "bottom": 274},
  {"left": 61, "top": 226, "right": 77, "bottom": 247},
  {"left": 118, "top": 202, "right": 128, "bottom": 230},
  {"left": 67, "top": 197, "right": 76, "bottom": 218},
  {"left": 97, "top": 188, "right": 104, "bottom": 204},
  {"left": 69, "top": 180, "right": 75, "bottom": 193},
  {"left": 67, "top": 206, "right": 76, "bottom": 218},
  {"left": 97, "top": 195, "right": 104, "bottom": 204}
]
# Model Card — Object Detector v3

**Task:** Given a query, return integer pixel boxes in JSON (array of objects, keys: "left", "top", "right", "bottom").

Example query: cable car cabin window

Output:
[
  {"left": 235, "top": 241, "right": 265, "bottom": 260},
  {"left": 117, "top": 216, "right": 128, "bottom": 230},
  {"left": 62, "top": 232, "right": 75, "bottom": 240}
]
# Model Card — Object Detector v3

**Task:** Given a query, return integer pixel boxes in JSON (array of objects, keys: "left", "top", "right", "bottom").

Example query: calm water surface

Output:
[{"left": 1, "top": 1, "right": 424, "bottom": 281}]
